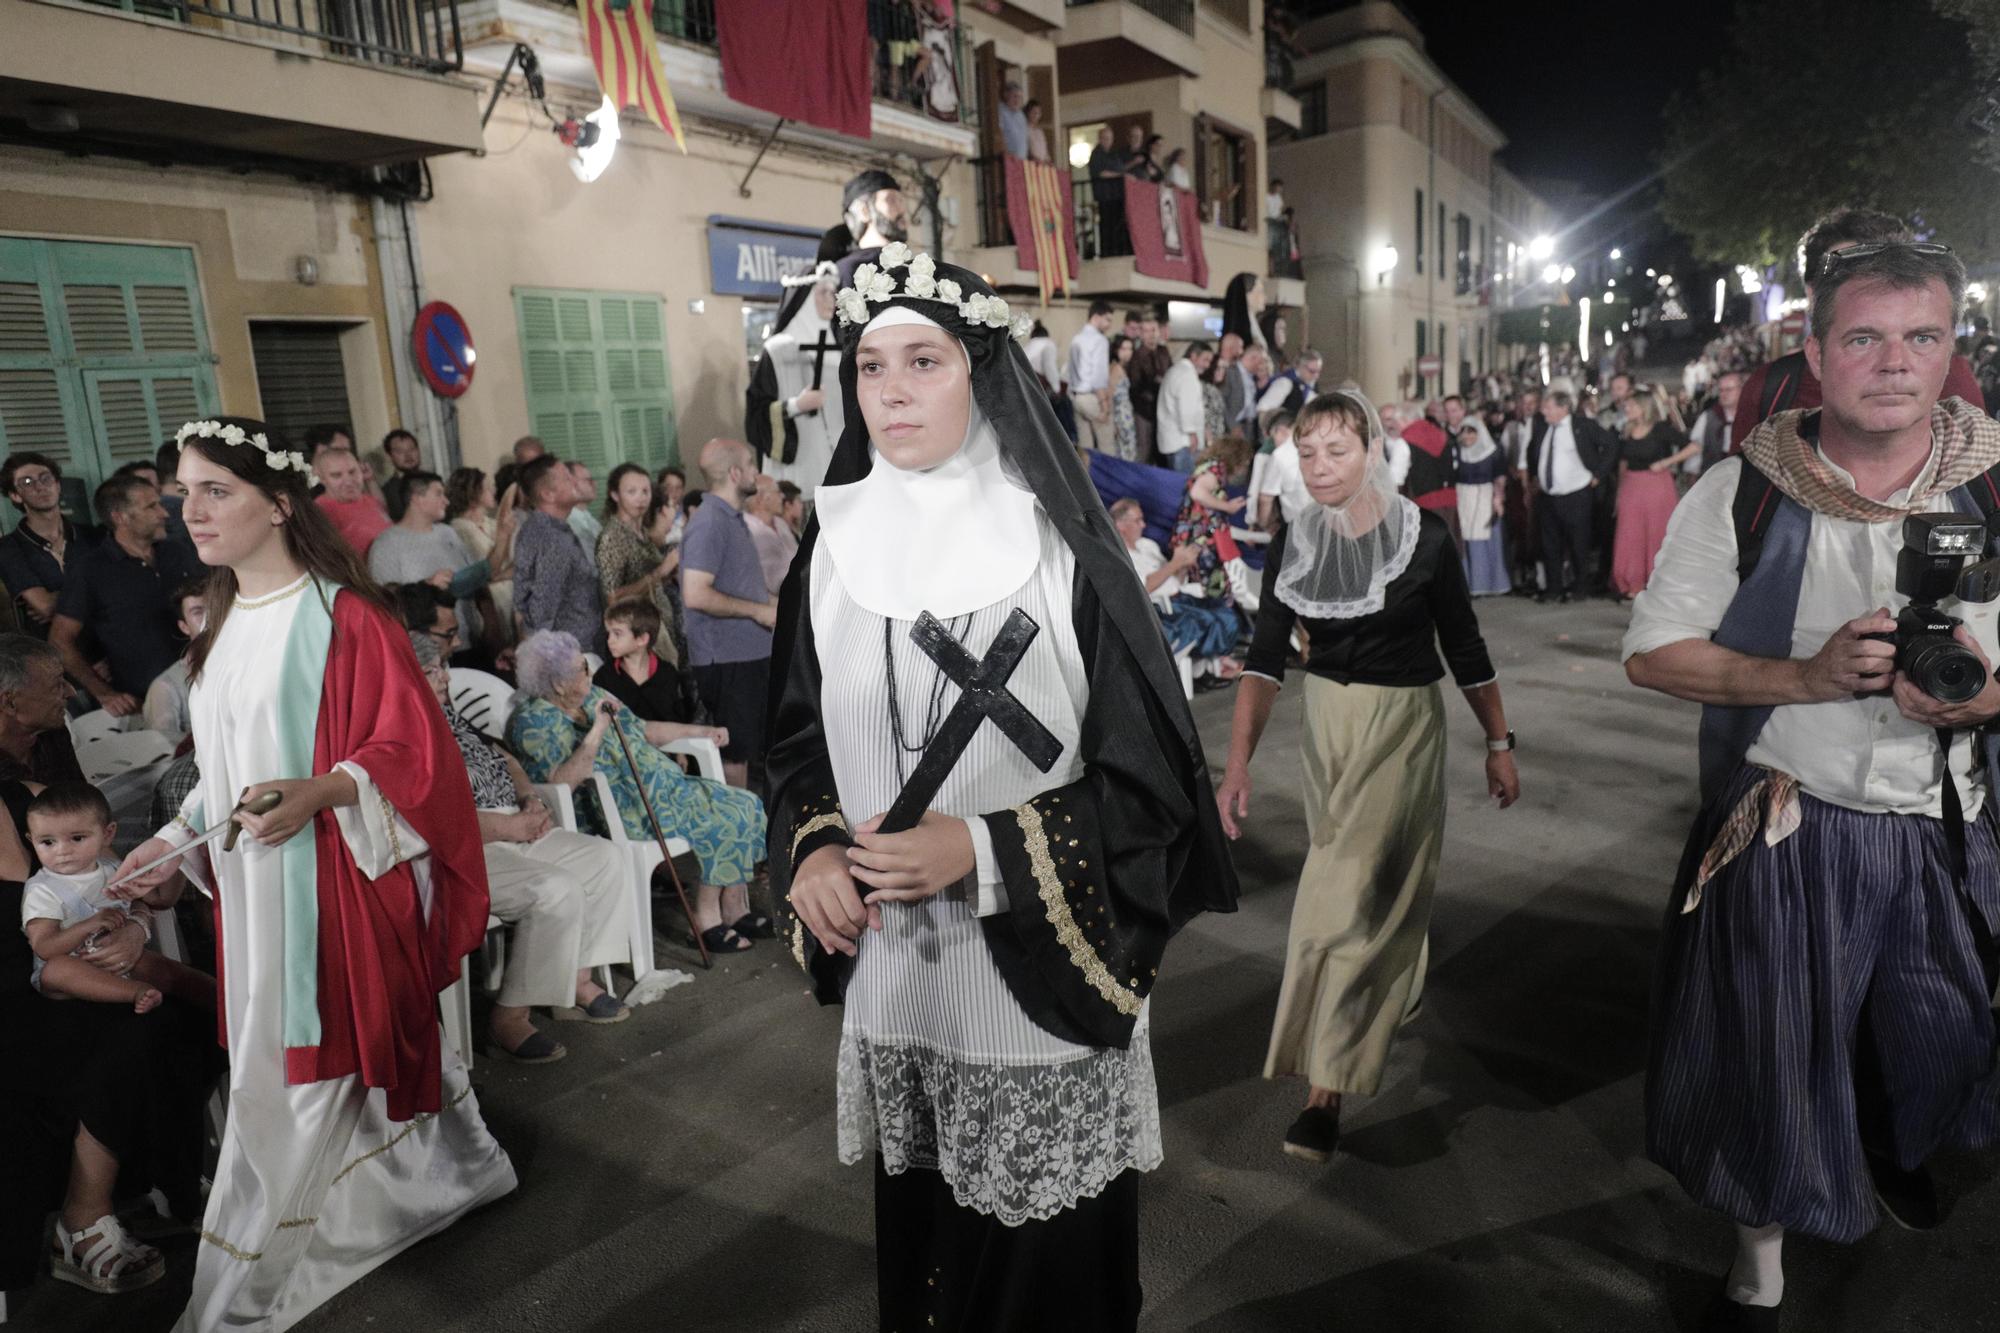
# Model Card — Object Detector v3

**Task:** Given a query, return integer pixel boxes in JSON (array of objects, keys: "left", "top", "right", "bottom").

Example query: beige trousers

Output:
[
  {"left": 1071, "top": 389, "right": 1111, "bottom": 452},
  {"left": 1263, "top": 676, "right": 1445, "bottom": 1095},
  {"left": 483, "top": 829, "right": 630, "bottom": 1009}
]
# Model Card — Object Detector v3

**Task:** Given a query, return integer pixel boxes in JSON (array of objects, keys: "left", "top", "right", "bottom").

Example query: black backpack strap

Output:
[
  {"left": 1757, "top": 351, "right": 1805, "bottom": 422},
  {"left": 1731, "top": 455, "right": 1782, "bottom": 582}
]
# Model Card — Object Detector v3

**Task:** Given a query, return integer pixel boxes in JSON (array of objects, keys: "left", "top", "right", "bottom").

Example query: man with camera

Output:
[{"left": 1625, "top": 239, "right": 2000, "bottom": 1331}]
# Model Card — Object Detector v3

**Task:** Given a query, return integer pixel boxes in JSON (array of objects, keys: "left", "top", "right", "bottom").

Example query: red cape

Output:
[{"left": 280, "top": 590, "right": 489, "bottom": 1121}]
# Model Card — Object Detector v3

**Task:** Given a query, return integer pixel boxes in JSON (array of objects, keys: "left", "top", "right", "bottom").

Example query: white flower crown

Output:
[
  {"left": 834, "top": 242, "right": 1035, "bottom": 343},
  {"left": 174, "top": 420, "right": 318, "bottom": 485}
]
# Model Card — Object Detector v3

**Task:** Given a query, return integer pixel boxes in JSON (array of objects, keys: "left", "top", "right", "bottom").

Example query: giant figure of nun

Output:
[
  {"left": 115, "top": 418, "right": 515, "bottom": 1333},
  {"left": 768, "top": 246, "right": 1239, "bottom": 1332},
  {"left": 746, "top": 261, "right": 845, "bottom": 499}
]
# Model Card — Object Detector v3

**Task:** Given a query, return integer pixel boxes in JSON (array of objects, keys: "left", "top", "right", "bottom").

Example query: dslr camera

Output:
[{"left": 1870, "top": 512, "right": 2000, "bottom": 703}]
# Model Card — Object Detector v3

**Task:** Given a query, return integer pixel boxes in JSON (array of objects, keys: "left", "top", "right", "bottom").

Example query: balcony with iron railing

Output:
[
  {"left": 456, "top": 0, "right": 973, "bottom": 156},
  {"left": 1, "top": 0, "right": 486, "bottom": 165},
  {"left": 75, "top": 0, "right": 463, "bottom": 72},
  {"left": 1055, "top": 0, "right": 1202, "bottom": 92}
]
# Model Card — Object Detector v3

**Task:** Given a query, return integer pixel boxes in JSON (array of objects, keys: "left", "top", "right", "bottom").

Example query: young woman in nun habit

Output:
[
  {"left": 112, "top": 418, "right": 515, "bottom": 1332},
  {"left": 767, "top": 244, "right": 1239, "bottom": 1332},
  {"left": 1215, "top": 391, "right": 1521, "bottom": 1162}
]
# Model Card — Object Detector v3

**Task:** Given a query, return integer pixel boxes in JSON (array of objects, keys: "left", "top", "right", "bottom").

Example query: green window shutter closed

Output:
[
  {"left": 0, "top": 237, "right": 218, "bottom": 504},
  {"left": 515, "top": 286, "right": 677, "bottom": 474}
]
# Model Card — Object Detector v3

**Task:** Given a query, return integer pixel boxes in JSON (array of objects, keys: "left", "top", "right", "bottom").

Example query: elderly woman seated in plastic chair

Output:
[{"left": 507, "top": 629, "right": 771, "bottom": 955}]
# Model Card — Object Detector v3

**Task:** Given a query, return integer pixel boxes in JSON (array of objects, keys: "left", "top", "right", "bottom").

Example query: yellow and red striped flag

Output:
[
  {"left": 1004, "top": 156, "right": 1080, "bottom": 307},
  {"left": 577, "top": 0, "right": 686, "bottom": 153}
]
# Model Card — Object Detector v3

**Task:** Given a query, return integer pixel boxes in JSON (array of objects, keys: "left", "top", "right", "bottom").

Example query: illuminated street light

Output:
[
  {"left": 1068, "top": 140, "right": 1092, "bottom": 169},
  {"left": 1542, "top": 262, "right": 1562, "bottom": 284},
  {"left": 1529, "top": 235, "right": 1555, "bottom": 260},
  {"left": 1560, "top": 265, "right": 1576, "bottom": 284},
  {"left": 1609, "top": 248, "right": 1622, "bottom": 260},
  {"left": 1371, "top": 244, "right": 1400, "bottom": 275},
  {"left": 569, "top": 96, "right": 621, "bottom": 183},
  {"left": 1579, "top": 297, "right": 1591, "bottom": 354},
  {"left": 1715, "top": 277, "right": 1727, "bottom": 324}
]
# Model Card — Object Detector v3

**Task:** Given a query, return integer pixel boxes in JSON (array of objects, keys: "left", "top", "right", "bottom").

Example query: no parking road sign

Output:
[{"left": 413, "top": 301, "right": 476, "bottom": 398}]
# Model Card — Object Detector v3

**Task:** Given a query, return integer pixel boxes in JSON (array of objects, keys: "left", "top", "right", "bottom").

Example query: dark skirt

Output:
[
  {"left": 874, "top": 1159, "right": 1141, "bottom": 1333},
  {"left": 1647, "top": 764, "right": 2000, "bottom": 1242}
]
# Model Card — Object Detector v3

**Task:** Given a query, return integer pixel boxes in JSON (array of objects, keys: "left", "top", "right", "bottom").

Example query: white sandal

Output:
[{"left": 50, "top": 1213, "right": 165, "bottom": 1293}]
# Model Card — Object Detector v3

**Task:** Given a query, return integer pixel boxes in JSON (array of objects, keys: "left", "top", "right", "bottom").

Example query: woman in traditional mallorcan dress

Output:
[
  {"left": 1216, "top": 391, "right": 1521, "bottom": 1164},
  {"left": 113, "top": 418, "right": 515, "bottom": 1333},
  {"left": 768, "top": 246, "right": 1238, "bottom": 1332}
]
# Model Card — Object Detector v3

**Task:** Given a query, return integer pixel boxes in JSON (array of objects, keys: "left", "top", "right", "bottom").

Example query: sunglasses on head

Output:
[{"left": 1816, "top": 241, "right": 1955, "bottom": 280}]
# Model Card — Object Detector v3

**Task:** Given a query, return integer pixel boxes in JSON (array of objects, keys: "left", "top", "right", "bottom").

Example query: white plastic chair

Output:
[
  {"left": 661, "top": 736, "right": 724, "bottom": 782},
  {"left": 67, "top": 707, "right": 135, "bottom": 746},
  {"left": 448, "top": 667, "right": 517, "bottom": 742},
  {"left": 535, "top": 776, "right": 680, "bottom": 984}
]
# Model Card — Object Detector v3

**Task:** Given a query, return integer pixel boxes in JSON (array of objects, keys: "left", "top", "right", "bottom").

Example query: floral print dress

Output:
[
  {"left": 508, "top": 686, "right": 766, "bottom": 886},
  {"left": 1169, "top": 456, "right": 1234, "bottom": 606}
]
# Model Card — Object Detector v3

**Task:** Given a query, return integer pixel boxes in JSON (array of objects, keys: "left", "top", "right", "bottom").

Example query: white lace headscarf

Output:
[{"left": 1273, "top": 387, "right": 1420, "bottom": 620}]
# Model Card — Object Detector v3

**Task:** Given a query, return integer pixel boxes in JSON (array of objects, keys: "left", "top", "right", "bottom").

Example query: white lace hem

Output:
[{"left": 835, "top": 1032, "right": 1164, "bottom": 1226}]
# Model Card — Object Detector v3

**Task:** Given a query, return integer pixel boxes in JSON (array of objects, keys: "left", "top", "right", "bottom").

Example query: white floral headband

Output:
[
  {"left": 834, "top": 241, "right": 1035, "bottom": 343},
  {"left": 174, "top": 420, "right": 318, "bottom": 485}
]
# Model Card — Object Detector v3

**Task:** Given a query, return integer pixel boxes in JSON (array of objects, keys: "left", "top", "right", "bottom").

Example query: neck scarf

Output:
[{"left": 1739, "top": 399, "right": 2000, "bottom": 522}]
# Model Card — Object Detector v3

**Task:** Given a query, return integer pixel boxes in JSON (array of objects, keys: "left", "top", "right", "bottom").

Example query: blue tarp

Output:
[{"left": 1084, "top": 451, "right": 1264, "bottom": 569}]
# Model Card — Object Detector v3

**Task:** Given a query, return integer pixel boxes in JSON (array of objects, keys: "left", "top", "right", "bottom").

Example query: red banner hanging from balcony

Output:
[
  {"left": 578, "top": 0, "right": 686, "bottom": 152},
  {"left": 717, "top": 0, "right": 871, "bottom": 140},
  {"left": 1125, "top": 181, "right": 1209, "bottom": 291},
  {"left": 1003, "top": 157, "right": 1081, "bottom": 307}
]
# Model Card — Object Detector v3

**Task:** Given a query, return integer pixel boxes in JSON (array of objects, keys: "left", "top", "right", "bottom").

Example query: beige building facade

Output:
[
  {"left": 1, "top": 0, "right": 1311, "bottom": 499},
  {"left": 1272, "top": 2, "right": 1556, "bottom": 404}
]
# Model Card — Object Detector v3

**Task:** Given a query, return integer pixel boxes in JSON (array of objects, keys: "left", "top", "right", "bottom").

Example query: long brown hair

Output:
[
  {"left": 602, "top": 461, "right": 651, "bottom": 522},
  {"left": 181, "top": 416, "right": 391, "bottom": 681}
]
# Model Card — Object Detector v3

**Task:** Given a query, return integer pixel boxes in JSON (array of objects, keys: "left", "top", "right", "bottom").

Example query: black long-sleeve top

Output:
[
  {"left": 1244, "top": 508, "right": 1496, "bottom": 689},
  {"left": 1619, "top": 422, "right": 1687, "bottom": 469}
]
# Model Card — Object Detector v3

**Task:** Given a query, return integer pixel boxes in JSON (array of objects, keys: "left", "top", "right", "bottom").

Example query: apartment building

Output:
[{"left": 1272, "top": 1, "right": 1558, "bottom": 403}]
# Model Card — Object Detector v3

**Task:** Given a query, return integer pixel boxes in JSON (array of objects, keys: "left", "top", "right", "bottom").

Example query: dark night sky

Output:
[{"left": 1321, "top": 0, "right": 1740, "bottom": 197}]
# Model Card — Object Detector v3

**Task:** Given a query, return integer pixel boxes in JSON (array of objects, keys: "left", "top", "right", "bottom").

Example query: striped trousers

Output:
[{"left": 1647, "top": 764, "right": 2000, "bottom": 1243}]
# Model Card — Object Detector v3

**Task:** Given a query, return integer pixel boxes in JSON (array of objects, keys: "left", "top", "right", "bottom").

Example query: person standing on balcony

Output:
[
  {"left": 1124, "top": 126, "right": 1162, "bottom": 184},
  {"left": 1024, "top": 100, "right": 1051, "bottom": 163},
  {"left": 997, "top": 82, "right": 1029, "bottom": 160},
  {"left": 1087, "top": 126, "right": 1130, "bottom": 258}
]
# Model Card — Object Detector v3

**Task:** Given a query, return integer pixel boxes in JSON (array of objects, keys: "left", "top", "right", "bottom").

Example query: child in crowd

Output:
[
  {"left": 20, "top": 781, "right": 211, "bottom": 1012},
  {"left": 595, "top": 599, "right": 732, "bottom": 752}
]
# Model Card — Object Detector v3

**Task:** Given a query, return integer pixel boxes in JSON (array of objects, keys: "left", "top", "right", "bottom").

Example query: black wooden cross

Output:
[
  {"left": 800, "top": 327, "right": 841, "bottom": 413},
  {"left": 881, "top": 609, "right": 1064, "bottom": 833}
]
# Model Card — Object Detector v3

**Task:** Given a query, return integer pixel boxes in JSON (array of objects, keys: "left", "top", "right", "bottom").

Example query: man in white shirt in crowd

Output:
[
  {"left": 1110, "top": 497, "right": 1239, "bottom": 680},
  {"left": 1067, "top": 300, "right": 1116, "bottom": 453},
  {"left": 1254, "top": 411, "right": 1308, "bottom": 532},
  {"left": 1625, "top": 240, "right": 2000, "bottom": 1327},
  {"left": 1156, "top": 341, "right": 1214, "bottom": 475},
  {"left": 1524, "top": 389, "right": 1615, "bottom": 601}
]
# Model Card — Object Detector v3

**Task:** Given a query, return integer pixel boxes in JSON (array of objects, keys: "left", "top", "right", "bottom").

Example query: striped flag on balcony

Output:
[
  {"left": 578, "top": 0, "right": 686, "bottom": 153},
  {"left": 1003, "top": 156, "right": 1081, "bottom": 308}
]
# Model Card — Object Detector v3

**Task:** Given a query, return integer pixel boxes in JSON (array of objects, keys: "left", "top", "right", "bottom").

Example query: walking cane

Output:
[{"left": 600, "top": 699, "right": 712, "bottom": 969}]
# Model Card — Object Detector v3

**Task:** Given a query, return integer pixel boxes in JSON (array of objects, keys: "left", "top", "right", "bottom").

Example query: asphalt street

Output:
[{"left": 18, "top": 595, "right": 2000, "bottom": 1332}]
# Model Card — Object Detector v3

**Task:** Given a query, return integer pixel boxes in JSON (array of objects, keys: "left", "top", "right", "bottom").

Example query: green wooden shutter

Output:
[
  {"left": 0, "top": 237, "right": 217, "bottom": 491},
  {"left": 515, "top": 286, "right": 677, "bottom": 473}
]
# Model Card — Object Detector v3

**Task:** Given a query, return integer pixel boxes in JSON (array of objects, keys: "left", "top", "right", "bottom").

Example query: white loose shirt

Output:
[
  {"left": 1257, "top": 440, "right": 1313, "bottom": 527},
  {"left": 1127, "top": 535, "right": 1181, "bottom": 610},
  {"left": 1156, "top": 359, "right": 1206, "bottom": 456},
  {"left": 1537, "top": 417, "right": 1594, "bottom": 496},
  {"left": 1622, "top": 452, "right": 1999, "bottom": 817},
  {"left": 1066, "top": 322, "right": 1109, "bottom": 395}
]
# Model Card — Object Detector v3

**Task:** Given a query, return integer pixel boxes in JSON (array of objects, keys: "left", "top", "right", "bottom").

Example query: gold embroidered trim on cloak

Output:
[
  {"left": 200, "top": 1230, "right": 262, "bottom": 1262},
  {"left": 233, "top": 578, "right": 311, "bottom": 611},
  {"left": 275, "top": 1217, "right": 317, "bottom": 1230},
  {"left": 790, "top": 914, "right": 808, "bottom": 971},
  {"left": 1012, "top": 801, "right": 1140, "bottom": 1017},
  {"left": 379, "top": 789, "right": 403, "bottom": 863},
  {"left": 328, "top": 1083, "right": 471, "bottom": 1187},
  {"left": 789, "top": 811, "right": 846, "bottom": 866}
]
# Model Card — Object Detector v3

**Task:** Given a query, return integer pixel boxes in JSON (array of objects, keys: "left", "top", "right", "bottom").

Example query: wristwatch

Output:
[{"left": 1486, "top": 730, "right": 1517, "bottom": 753}]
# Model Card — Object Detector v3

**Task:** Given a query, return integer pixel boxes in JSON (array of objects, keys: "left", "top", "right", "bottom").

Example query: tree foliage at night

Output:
[{"left": 1660, "top": 0, "right": 2000, "bottom": 273}]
